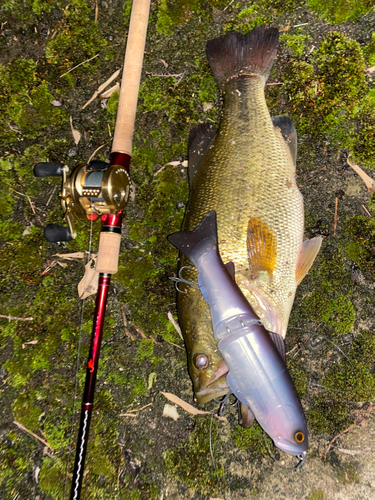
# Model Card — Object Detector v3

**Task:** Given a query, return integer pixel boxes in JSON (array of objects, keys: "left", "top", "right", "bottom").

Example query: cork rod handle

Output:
[{"left": 111, "top": 0, "right": 151, "bottom": 156}]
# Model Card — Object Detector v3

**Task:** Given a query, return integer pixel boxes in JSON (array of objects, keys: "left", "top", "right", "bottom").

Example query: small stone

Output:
[
  {"left": 68, "top": 148, "right": 77, "bottom": 157},
  {"left": 51, "top": 100, "right": 62, "bottom": 107}
]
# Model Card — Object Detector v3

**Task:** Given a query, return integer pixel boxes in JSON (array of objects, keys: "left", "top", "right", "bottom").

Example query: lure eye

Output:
[
  {"left": 294, "top": 431, "right": 305, "bottom": 443},
  {"left": 195, "top": 354, "right": 209, "bottom": 370}
]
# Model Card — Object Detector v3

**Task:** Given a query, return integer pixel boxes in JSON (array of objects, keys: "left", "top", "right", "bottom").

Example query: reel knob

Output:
[
  {"left": 34, "top": 162, "right": 65, "bottom": 178},
  {"left": 44, "top": 224, "right": 73, "bottom": 243}
]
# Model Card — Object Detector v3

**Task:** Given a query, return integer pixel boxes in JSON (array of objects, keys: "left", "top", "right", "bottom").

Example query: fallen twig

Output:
[
  {"left": 0, "top": 314, "right": 33, "bottom": 321},
  {"left": 324, "top": 416, "right": 365, "bottom": 460},
  {"left": 120, "top": 305, "right": 135, "bottom": 341},
  {"left": 87, "top": 141, "right": 111, "bottom": 164},
  {"left": 82, "top": 69, "right": 121, "bottom": 109},
  {"left": 60, "top": 54, "right": 99, "bottom": 78},
  {"left": 335, "top": 444, "right": 375, "bottom": 456},
  {"left": 125, "top": 403, "right": 153, "bottom": 413},
  {"left": 13, "top": 421, "right": 54, "bottom": 452},
  {"left": 334, "top": 197, "right": 338, "bottom": 235}
]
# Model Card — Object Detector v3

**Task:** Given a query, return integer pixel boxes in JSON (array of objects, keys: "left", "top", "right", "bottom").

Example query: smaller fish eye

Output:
[
  {"left": 294, "top": 431, "right": 305, "bottom": 443},
  {"left": 195, "top": 354, "right": 209, "bottom": 370}
]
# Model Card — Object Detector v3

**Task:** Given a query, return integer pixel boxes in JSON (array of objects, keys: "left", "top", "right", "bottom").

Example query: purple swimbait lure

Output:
[{"left": 168, "top": 210, "right": 307, "bottom": 458}]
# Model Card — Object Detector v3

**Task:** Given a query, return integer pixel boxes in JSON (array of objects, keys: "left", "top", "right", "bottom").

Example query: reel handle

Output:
[
  {"left": 34, "top": 162, "right": 65, "bottom": 178},
  {"left": 44, "top": 224, "right": 72, "bottom": 243}
]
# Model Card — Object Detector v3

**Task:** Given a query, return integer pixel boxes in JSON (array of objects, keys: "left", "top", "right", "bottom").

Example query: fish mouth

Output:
[{"left": 195, "top": 359, "right": 229, "bottom": 404}]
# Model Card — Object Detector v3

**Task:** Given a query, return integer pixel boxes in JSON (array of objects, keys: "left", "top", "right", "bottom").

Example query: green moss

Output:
[
  {"left": 45, "top": 0, "right": 108, "bottom": 77},
  {"left": 343, "top": 216, "right": 375, "bottom": 270},
  {"left": 302, "top": 292, "right": 355, "bottom": 336},
  {"left": 12, "top": 392, "right": 43, "bottom": 432},
  {"left": 363, "top": 32, "right": 375, "bottom": 66},
  {"left": 308, "top": 0, "right": 373, "bottom": 24},
  {"left": 137, "top": 338, "right": 155, "bottom": 362},
  {"left": 290, "top": 369, "right": 307, "bottom": 397},
  {"left": 281, "top": 32, "right": 374, "bottom": 166},
  {"left": 2, "top": 0, "right": 63, "bottom": 20},
  {"left": 337, "top": 462, "right": 360, "bottom": 485},
  {"left": 280, "top": 32, "right": 312, "bottom": 59},
  {"left": 165, "top": 416, "right": 225, "bottom": 494},
  {"left": 0, "top": 59, "right": 66, "bottom": 142},
  {"left": 307, "top": 489, "right": 325, "bottom": 500},
  {"left": 231, "top": 421, "right": 273, "bottom": 455},
  {"left": 155, "top": 0, "right": 211, "bottom": 37},
  {"left": 224, "top": 5, "right": 270, "bottom": 33},
  {"left": 308, "top": 400, "right": 350, "bottom": 434}
]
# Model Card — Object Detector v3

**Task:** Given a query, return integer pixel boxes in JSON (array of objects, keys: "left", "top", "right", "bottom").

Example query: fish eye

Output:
[
  {"left": 294, "top": 431, "right": 305, "bottom": 443},
  {"left": 194, "top": 354, "right": 209, "bottom": 370}
]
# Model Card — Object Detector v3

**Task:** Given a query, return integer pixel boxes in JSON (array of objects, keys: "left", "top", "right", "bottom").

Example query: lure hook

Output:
[{"left": 169, "top": 266, "right": 199, "bottom": 294}]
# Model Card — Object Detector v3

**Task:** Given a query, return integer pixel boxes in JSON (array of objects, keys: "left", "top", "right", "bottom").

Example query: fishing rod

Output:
[{"left": 33, "top": 0, "right": 151, "bottom": 497}]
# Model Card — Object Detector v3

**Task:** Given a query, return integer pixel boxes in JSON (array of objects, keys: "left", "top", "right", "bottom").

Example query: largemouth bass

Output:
[
  {"left": 169, "top": 211, "right": 308, "bottom": 457},
  {"left": 173, "top": 27, "right": 322, "bottom": 406}
]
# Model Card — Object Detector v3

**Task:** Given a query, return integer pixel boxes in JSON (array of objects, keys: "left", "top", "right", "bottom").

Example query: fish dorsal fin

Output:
[
  {"left": 272, "top": 115, "right": 297, "bottom": 166},
  {"left": 296, "top": 237, "right": 323, "bottom": 286},
  {"left": 188, "top": 123, "right": 217, "bottom": 187},
  {"left": 247, "top": 217, "right": 277, "bottom": 277},
  {"left": 269, "top": 331, "right": 286, "bottom": 363},
  {"left": 224, "top": 261, "right": 235, "bottom": 280}
]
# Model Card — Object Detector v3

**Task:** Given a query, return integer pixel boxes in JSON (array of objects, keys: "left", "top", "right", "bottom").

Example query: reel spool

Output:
[{"left": 34, "top": 160, "right": 131, "bottom": 242}]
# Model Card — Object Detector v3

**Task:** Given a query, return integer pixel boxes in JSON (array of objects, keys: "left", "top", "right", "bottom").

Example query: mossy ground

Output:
[{"left": 1, "top": 1, "right": 374, "bottom": 499}]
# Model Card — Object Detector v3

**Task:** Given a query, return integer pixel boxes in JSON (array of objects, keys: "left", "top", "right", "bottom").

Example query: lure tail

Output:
[
  {"left": 206, "top": 26, "right": 279, "bottom": 88},
  {"left": 168, "top": 210, "right": 218, "bottom": 267}
]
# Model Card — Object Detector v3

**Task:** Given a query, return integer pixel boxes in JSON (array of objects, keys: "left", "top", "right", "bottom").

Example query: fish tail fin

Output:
[
  {"left": 168, "top": 211, "right": 218, "bottom": 265},
  {"left": 206, "top": 26, "right": 279, "bottom": 87}
]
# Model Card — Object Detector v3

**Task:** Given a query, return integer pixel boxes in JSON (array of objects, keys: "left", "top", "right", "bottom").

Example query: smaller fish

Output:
[{"left": 168, "top": 211, "right": 308, "bottom": 458}]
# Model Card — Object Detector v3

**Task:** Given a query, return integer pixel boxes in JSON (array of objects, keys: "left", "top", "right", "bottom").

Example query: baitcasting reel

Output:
[{"left": 34, "top": 160, "right": 131, "bottom": 242}]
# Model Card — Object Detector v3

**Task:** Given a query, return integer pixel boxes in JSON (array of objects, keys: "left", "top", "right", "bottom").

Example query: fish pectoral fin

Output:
[
  {"left": 224, "top": 261, "right": 236, "bottom": 280},
  {"left": 272, "top": 115, "right": 297, "bottom": 166},
  {"left": 295, "top": 237, "right": 323, "bottom": 286},
  {"left": 269, "top": 331, "right": 286, "bottom": 363},
  {"left": 247, "top": 217, "right": 277, "bottom": 277}
]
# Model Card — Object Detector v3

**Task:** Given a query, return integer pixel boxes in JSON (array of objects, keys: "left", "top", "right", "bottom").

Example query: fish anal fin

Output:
[
  {"left": 240, "top": 403, "right": 255, "bottom": 429},
  {"left": 224, "top": 261, "right": 235, "bottom": 280},
  {"left": 272, "top": 115, "right": 297, "bottom": 166},
  {"left": 188, "top": 123, "right": 217, "bottom": 186},
  {"left": 247, "top": 217, "right": 277, "bottom": 277},
  {"left": 296, "top": 237, "right": 323, "bottom": 286}
]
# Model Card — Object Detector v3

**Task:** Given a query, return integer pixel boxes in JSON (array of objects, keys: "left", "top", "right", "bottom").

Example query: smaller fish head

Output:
[{"left": 190, "top": 347, "right": 229, "bottom": 404}]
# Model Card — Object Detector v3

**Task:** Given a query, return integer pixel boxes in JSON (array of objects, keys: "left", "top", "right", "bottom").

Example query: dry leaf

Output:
[
  {"left": 148, "top": 372, "right": 157, "bottom": 389},
  {"left": 70, "top": 116, "right": 81, "bottom": 145},
  {"left": 366, "top": 66, "right": 375, "bottom": 76},
  {"left": 163, "top": 404, "right": 180, "bottom": 421},
  {"left": 82, "top": 69, "right": 121, "bottom": 109},
  {"left": 347, "top": 155, "right": 375, "bottom": 193},
  {"left": 167, "top": 311, "right": 183, "bottom": 340},
  {"left": 78, "top": 258, "right": 99, "bottom": 299},
  {"left": 100, "top": 82, "right": 120, "bottom": 98},
  {"left": 161, "top": 392, "right": 227, "bottom": 421}
]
